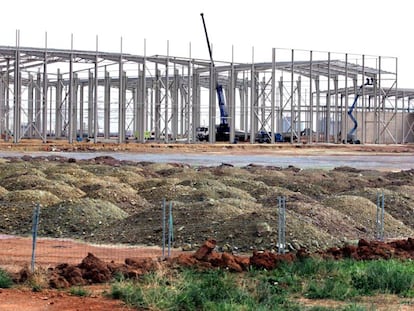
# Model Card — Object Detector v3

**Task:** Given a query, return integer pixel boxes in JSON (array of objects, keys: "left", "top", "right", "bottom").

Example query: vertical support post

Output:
[
  {"left": 297, "top": 76, "right": 302, "bottom": 143},
  {"left": 5, "top": 59, "right": 10, "bottom": 141},
  {"left": 68, "top": 34, "right": 74, "bottom": 143},
  {"left": 278, "top": 196, "right": 286, "bottom": 254},
  {"left": 343, "top": 54, "right": 349, "bottom": 143},
  {"left": 13, "top": 30, "right": 21, "bottom": 143},
  {"left": 260, "top": 77, "right": 266, "bottom": 130},
  {"left": 94, "top": 37, "right": 99, "bottom": 143},
  {"left": 55, "top": 69, "right": 62, "bottom": 138},
  {"left": 278, "top": 76, "right": 284, "bottom": 134},
  {"left": 155, "top": 65, "right": 161, "bottom": 140},
  {"left": 244, "top": 73, "right": 249, "bottom": 140},
  {"left": 186, "top": 45, "right": 192, "bottom": 143},
  {"left": 395, "top": 57, "right": 398, "bottom": 143},
  {"left": 0, "top": 72, "right": 4, "bottom": 138},
  {"left": 165, "top": 41, "right": 169, "bottom": 143},
  {"left": 88, "top": 70, "right": 94, "bottom": 138},
  {"left": 326, "top": 52, "right": 331, "bottom": 143},
  {"left": 27, "top": 75, "right": 34, "bottom": 138},
  {"left": 229, "top": 47, "right": 236, "bottom": 143},
  {"left": 162, "top": 198, "right": 166, "bottom": 259},
  {"left": 333, "top": 76, "right": 339, "bottom": 143},
  {"left": 376, "top": 192, "right": 385, "bottom": 241},
  {"left": 133, "top": 68, "right": 139, "bottom": 140},
  {"left": 141, "top": 39, "right": 148, "bottom": 142},
  {"left": 309, "top": 51, "right": 313, "bottom": 144},
  {"left": 315, "top": 77, "right": 320, "bottom": 142},
  {"left": 191, "top": 71, "right": 199, "bottom": 142},
  {"left": 239, "top": 72, "right": 246, "bottom": 132},
  {"left": 376, "top": 56, "right": 382, "bottom": 144},
  {"left": 249, "top": 48, "right": 256, "bottom": 143},
  {"left": 79, "top": 85, "right": 84, "bottom": 140},
  {"left": 168, "top": 201, "right": 173, "bottom": 258},
  {"left": 72, "top": 74, "right": 79, "bottom": 140},
  {"left": 35, "top": 73, "right": 41, "bottom": 138},
  {"left": 361, "top": 55, "right": 366, "bottom": 143},
  {"left": 172, "top": 68, "right": 179, "bottom": 141},
  {"left": 31, "top": 203, "right": 40, "bottom": 272},
  {"left": 104, "top": 67, "right": 110, "bottom": 139},
  {"left": 271, "top": 48, "right": 276, "bottom": 143},
  {"left": 290, "top": 49, "right": 294, "bottom": 143},
  {"left": 118, "top": 37, "right": 125, "bottom": 143},
  {"left": 209, "top": 59, "right": 216, "bottom": 143},
  {"left": 42, "top": 33, "right": 48, "bottom": 142}
]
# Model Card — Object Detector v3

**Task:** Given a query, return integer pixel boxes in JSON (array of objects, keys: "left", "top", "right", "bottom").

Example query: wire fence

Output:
[{"left": 0, "top": 192, "right": 393, "bottom": 273}]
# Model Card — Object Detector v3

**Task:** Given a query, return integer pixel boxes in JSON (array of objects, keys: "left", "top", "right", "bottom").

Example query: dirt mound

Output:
[
  {"left": 79, "top": 180, "right": 150, "bottom": 214},
  {"left": 323, "top": 195, "right": 414, "bottom": 239},
  {"left": 2, "top": 190, "right": 61, "bottom": 207},
  {"left": 16, "top": 252, "right": 161, "bottom": 288},
  {"left": 0, "top": 156, "right": 414, "bottom": 254},
  {"left": 38, "top": 198, "right": 128, "bottom": 238},
  {"left": 323, "top": 238, "right": 414, "bottom": 260}
]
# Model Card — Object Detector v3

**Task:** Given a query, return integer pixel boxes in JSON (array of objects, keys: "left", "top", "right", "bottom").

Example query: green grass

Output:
[
  {"left": 109, "top": 258, "right": 414, "bottom": 310},
  {"left": 0, "top": 268, "right": 13, "bottom": 288},
  {"left": 69, "top": 286, "right": 91, "bottom": 297}
]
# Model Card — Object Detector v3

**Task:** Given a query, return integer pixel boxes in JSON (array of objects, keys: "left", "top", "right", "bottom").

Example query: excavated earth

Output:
[{"left": 0, "top": 144, "right": 413, "bottom": 256}]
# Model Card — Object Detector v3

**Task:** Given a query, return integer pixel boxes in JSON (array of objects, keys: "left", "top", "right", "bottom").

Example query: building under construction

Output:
[{"left": 1, "top": 35, "right": 413, "bottom": 145}]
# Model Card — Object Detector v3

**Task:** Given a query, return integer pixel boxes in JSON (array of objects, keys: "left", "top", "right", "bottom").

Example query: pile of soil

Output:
[{"left": 0, "top": 155, "right": 413, "bottom": 253}]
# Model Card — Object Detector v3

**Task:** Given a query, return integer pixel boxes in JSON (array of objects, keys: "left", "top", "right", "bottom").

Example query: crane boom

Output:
[
  {"left": 200, "top": 13, "right": 229, "bottom": 126},
  {"left": 200, "top": 13, "right": 214, "bottom": 66}
]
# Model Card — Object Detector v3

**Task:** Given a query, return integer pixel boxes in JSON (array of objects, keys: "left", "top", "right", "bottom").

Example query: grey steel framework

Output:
[{"left": 1, "top": 39, "right": 414, "bottom": 145}]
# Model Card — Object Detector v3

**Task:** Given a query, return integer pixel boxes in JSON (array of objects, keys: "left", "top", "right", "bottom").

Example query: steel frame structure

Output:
[{"left": 0, "top": 40, "right": 413, "bottom": 145}]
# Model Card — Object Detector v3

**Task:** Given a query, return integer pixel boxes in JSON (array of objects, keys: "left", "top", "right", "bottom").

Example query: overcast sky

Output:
[{"left": 3, "top": 0, "right": 412, "bottom": 86}]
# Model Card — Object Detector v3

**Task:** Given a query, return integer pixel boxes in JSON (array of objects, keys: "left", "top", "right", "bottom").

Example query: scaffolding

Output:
[{"left": 1, "top": 36, "right": 413, "bottom": 145}]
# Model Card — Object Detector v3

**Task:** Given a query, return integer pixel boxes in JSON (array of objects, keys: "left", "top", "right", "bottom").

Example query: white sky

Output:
[{"left": 3, "top": 0, "right": 413, "bottom": 86}]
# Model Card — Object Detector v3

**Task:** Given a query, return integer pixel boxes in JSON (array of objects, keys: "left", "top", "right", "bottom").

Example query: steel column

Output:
[{"left": 271, "top": 48, "right": 276, "bottom": 143}]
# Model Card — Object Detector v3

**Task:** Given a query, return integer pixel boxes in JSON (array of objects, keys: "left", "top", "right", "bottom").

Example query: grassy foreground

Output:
[{"left": 110, "top": 258, "right": 414, "bottom": 311}]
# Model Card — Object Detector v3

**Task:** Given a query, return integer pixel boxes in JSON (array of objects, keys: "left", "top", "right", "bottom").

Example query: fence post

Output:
[
  {"left": 278, "top": 196, "right": 286, "bottom": 254},
  {"left": 162, "top": 198, "right": 166, "bottom": 259},
  {"left": 31, "top": 203, "right": 41, "bottom": 272},
  {"left": 168, "top": 201, "right": 173, "bottom": 258},
  {"left": 376, "top": 192, "right": 385, "bottom": 241}
]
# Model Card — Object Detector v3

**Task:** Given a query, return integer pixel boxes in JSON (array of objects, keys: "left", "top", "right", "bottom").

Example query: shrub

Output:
[{"left": 0, "top": 268, "right": 13, "bottom": 288}]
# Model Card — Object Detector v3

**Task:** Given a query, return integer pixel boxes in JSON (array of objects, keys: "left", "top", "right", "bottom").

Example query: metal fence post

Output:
[
  {"left": 376, "top": 192, "right": 385, "bottom": 241},
  {"left": 31, "top": 203, "right": 41, "bottom": 272},
  {"left": 162, "top": 198, "right": 166, "bottom": 259},
  {"left": 168, "top": 201, "right": 173, "bottom": 258},
  {"left": 278, "top": 196, "right": 286, "bottom": 254}
]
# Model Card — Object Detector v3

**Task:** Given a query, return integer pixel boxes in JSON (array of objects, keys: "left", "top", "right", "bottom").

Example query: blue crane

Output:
[{"left": 200, "top": 13, "right": 230, "bottom": 141}]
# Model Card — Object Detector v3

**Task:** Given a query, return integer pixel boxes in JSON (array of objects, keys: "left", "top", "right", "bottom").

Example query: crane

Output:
[
  {"left": 199, "top": 13, "right": 230, "bottom": 141},
  {"left": 345, "top": 78, "right": 373, "bottom": 144}
]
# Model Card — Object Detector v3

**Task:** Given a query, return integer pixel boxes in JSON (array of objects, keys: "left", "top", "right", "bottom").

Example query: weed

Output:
[
  {"left": 69, "top": 286, "right": 91, "bottom": 297},
  {"left": 351, "top": 260, "right": 414, "bottom": 296},
  {"left": 27, "top": 268, "right": 49, "bottom": 292},
  {"left": 0, "top": 268, "right": 13, "bottom": 288}
]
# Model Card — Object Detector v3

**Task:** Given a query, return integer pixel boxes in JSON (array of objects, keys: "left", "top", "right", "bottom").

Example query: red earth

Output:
[{"left": 0, "top": 235, "right": 182, "bottom": 310}]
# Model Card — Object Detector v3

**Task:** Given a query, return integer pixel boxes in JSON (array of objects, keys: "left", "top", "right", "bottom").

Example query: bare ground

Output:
[{"left": 0, "top": 141, "right": 414, "bottom": 310}]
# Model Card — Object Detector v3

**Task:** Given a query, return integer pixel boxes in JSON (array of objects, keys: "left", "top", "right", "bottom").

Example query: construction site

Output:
[
  {"left": 1, "top": 25, "right": 414, "bottom": 308},
  {"left": 1, "top": 28, "right": 414, "bottom": 146}
]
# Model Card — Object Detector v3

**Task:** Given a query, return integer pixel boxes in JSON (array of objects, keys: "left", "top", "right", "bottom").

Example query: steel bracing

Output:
[{"left": 0, "top": 40, "right": 413, "bottom": 145}]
